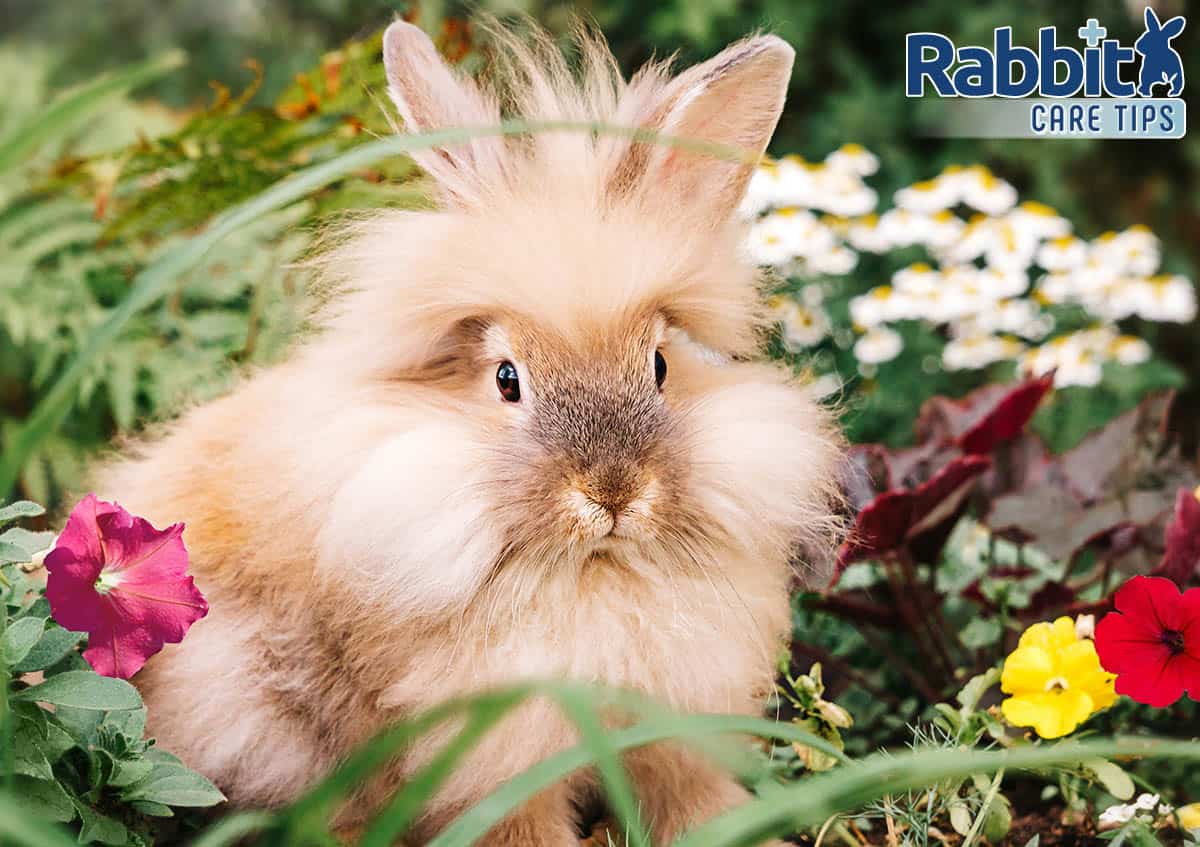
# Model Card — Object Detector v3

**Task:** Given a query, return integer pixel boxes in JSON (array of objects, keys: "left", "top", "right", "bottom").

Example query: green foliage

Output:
[
  {"left": 0, "top": 36, "right": 427, "bottom": 505},
  {"left": 0, "top": 502, "right": 223, "bottom": 846}
]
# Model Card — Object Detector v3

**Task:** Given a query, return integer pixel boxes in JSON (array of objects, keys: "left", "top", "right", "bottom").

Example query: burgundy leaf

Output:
[
  {"left": 957, "top": 374, "right": 1054, "bottom": 455},
  {"left": 834, "top": 455, "right": 991, "bottom": 580},
  {"left": 1152, "top": 487, "right": 1200, "bottom": 585}
]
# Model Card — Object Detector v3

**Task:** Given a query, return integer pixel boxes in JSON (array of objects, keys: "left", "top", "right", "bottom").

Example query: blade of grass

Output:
[
  {"left": 358, "top": 689, "right": 527, "bottom": 847},
  {"left": 553, "top": 686, "right": 650, "bottom": 847},
  {"left": 275, "top": 685, "right": 537, "bottom": 840},
  {"left": 188, "top": 811, "right": 275, "bottom": 847},
  {"left": 0, "top": 51, "right": 186, "bottom": 176},
  {"left": 674, "top": 738, "right": 1200, "bottom": 847},
  {"left": 0, "top": 120, "right": 746, "bottom": 498},
  {"left": 429, "top": 709, "right": 847, "bottom": 847}
]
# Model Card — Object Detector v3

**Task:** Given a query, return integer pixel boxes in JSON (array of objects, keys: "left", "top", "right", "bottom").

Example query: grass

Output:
[{"left": 7, "top": 680, "right": 1200, "bottom": 846}]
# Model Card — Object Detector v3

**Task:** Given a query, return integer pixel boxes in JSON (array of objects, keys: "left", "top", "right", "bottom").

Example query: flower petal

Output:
[
  {"left": 1095, "top": 610, "right": 1167, "bottom": 673},
  {"left": 1111, "top": 649, "right": 1187, "bottom": 708},
  {"left": 1002, "top": 690, "right": 1094, "bottom": 739},
  {"left": 95, "top": 511, "right": 188, "bottom": 581},
  {"left": 1001, "top": 645, "right": 1054, "bottom": 695},
  {"left": 1113, "top": 575, "right": 1185, "bottom": 633}
]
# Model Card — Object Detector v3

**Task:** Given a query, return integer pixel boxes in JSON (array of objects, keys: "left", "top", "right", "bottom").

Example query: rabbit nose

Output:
[{"left": 580, "top": 464, "right": 644, "bottom": 514}]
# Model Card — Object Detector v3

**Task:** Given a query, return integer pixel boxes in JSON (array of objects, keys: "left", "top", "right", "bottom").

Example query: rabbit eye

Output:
[
  {"left": 654, "top": 350, "right": 667, "bottom": 389},
  {"left": 496, "top": 361, "right": 521, "bottom": 402}
]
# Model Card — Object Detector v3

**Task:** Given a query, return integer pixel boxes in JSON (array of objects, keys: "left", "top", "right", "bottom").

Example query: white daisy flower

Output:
[
  {"left": 969, "top": 298, "right": 1041, "bottom": 336},
  {"left": 877, "top": 208, "right": 935, "bottom": 248},
  {"left": 771, "top": 297, "right": 831, "bottom": 351},
  {"left": 824, "top": 143, "right": 879, "bottom": 176},
  {"left": 746, "top": 213, "right": 801, "bottom": 266},
  {"left": 1034, "top": 272, "right": 1075, "bottom": 304},
  {"left": 739, "top": 165, "right": 779, "bottom": 219},
  {"left": 849, "top": 285, "right": 904, "bottom": 327},
  {"left": 976, "top": 266, "right": 1029, "bottom": 300},
  {"left": 808, "top": 244, "right": 858, "bottom": 276},
  {"left": 846, "top": 214, "right": 891, "bottom": 252},
  {"left": 772, "top": 156, "right": 820, "bottom": 208},
  {"left": 984, "top": 220, "right": 1039, "bottom": 271},
  {"left": 1008, "top": 201, "right": 1072, "bottom": 241},
  {"left": 1130, "top": 274, "right": 1197, "bottom": 322},
  {"left": 894, "top": 177, "right": 958, "bottom": 214},
  {"left": 943, "top": 334, "right": 1025, "bottom": 370},
  {"left": 892, "top": 262, "right": 941, "bottom": 295},
  {"left": 925, "top": 210, "right": 966, "bottom": 250},
  {"left": 938, "top": 214, "right": 994, "bottom": 264},
  {"left": 817, "top": 168, "right": 878, "bottom": 217},
  {"left": 955, "top": 166, "right": 1018, "bottom": 215},
  {"left": 1021, "top": 334, "right": 1105, "bottom": 388},
  {"left": 1036, "top": 236, "right": 1088, "bottom": 271},
  {"left": 1091, "top": 228, "right": 1162, "bottom": 276},
  {"left": 853, "top": 326, "right": 903, "bottom": 364},
  {"left": 1109, "top": 335, "right": 1152, "bottom": 365}
]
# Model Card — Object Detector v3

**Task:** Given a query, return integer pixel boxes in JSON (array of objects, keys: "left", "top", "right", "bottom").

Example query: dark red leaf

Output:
[
  {"left": 957, "top": 374, "right": 1054, "bottom": 455},
  {"left": 833, "top": 455, "right": 991, "bottom": 581},
  {"left": 1152, "top": 488, "right": 1200, "bottom": 585}
]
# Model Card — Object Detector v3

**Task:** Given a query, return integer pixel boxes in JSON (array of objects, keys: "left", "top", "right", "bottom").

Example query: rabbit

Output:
[
  {"left": 92, "top": 17, "right": 844, "bottom": 846},
  {"left": 1135, "top": 6, "right": 1185, "bottom": 97}
]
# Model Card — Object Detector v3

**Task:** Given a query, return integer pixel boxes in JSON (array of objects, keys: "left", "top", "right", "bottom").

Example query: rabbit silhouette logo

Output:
[{"left": 1135, "top": 7, "right": 1186, "bottom": 96}]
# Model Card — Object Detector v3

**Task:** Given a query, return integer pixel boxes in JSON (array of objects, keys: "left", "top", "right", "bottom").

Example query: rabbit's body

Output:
[{"left": 94, "top": 20, "right": 842, "bottom": 845}]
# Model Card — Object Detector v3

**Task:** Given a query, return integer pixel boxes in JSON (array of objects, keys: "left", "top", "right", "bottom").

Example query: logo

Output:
[
  {"left": 906, "top": 13, "right": 1186, "bottom": 139},
  {"left": 1135, "top": 7, "right": 1185, "bottom": 96}
]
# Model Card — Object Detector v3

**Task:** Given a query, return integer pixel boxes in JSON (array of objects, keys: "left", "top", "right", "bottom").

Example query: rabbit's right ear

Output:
[{"left": 383, "top": 21, "right": 505, "bottom": 207}]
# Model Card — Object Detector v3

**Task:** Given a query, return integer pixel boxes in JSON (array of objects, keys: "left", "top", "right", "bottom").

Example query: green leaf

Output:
[
  {"left": 73, "top": 799, "right": 130, "bottom": 845},
  {"left": 959, "top": 617, "right": 1003, "bottom": 649},
  {"left": 129, "top": 800, "right": 174, "bottom": 818},
  {"left": 108, "top": 759, "right": 153, "bottom": 789},
  {"left": 11, "top": 775, "right": 76, "bottom": 823},
  {"left": 2, "top": 615, "right": 46, "bottom": 665},
  {"left": 0, "top": 500, "right": 44, "bottom": 524},
  {"left": 13, "top": 671, "right": 142, "bottom": 711},
  {"left": 1086, "top": 757, "right": 1135, "bottom": 801},
  {"left": 0, "top": 50, "right": 186, "bottom": 175},
  {"left": 122, "top": 762, "right": 225, "bottom": 807},
  {"left": 13, "top": 730, "right": 55, "bottom": 780},
  {"left": 0, "top": 540, "right": 31, "bottom": 565},
  {"left": 12, "top": 626, "right": 83, "bottom": 673}
]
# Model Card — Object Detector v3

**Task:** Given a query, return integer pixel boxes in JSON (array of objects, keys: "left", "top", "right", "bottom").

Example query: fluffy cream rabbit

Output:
[{"left": 94, "top": 17, "right": 844, "bottom": 845}]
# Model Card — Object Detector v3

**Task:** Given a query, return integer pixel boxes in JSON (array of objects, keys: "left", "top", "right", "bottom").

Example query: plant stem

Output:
[{"left": 961, "top": 768, "right": 1004, "bottom": 847}]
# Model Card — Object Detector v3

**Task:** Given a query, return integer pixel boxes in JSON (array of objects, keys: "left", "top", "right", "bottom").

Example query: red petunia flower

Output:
[
  {"left": 1094, "top": 575, "right": 1200, "bottom": 708},
  {"left": 44, "top": 495, "right": 207, "bottom": 679}
]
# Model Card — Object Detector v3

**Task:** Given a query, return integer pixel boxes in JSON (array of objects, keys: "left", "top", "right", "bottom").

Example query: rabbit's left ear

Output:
[{"left": 640, "top": 36, "right": 794, "bottom": 225}]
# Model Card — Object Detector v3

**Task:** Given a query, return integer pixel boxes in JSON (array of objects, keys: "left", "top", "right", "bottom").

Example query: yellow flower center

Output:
[{"left": 1044, "top": 676, "right": 1070, "bottom": 692}]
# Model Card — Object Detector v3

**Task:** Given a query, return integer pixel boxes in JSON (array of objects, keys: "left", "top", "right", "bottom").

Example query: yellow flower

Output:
[
  {"left": 1179, "top": 803, "right": 1200, "bottom": 830},
  {"left": 1000, "top": 617, "right": 1117, "bottom": 739}
]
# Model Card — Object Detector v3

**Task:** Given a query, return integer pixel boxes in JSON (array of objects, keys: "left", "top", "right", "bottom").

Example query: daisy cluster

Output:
[{"left": 747, "top": 146, "right": 1197, "bottom": 387}]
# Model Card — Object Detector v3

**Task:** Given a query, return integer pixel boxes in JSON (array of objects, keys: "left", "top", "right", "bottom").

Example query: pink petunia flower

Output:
[{"left": 44, "top": 495, "right": 207, "bottom": 679}]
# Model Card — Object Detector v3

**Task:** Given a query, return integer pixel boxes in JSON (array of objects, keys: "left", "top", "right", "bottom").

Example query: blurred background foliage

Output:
[{"left": 0, "top": 0, "right": 1197, "bottom": 505}]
